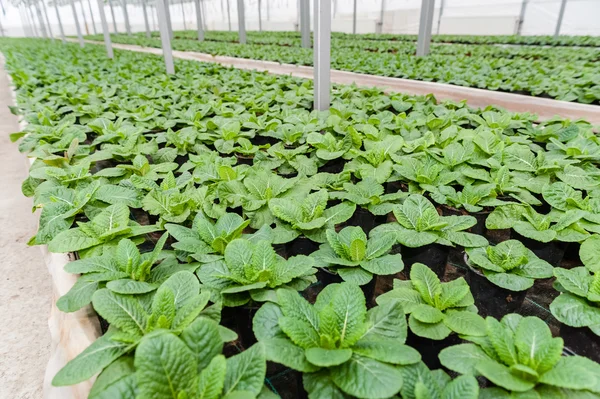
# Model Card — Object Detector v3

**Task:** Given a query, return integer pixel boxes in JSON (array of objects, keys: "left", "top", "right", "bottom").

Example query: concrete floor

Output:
[{"left": 0, "top": 59, "right": 52, "bottom": 398}]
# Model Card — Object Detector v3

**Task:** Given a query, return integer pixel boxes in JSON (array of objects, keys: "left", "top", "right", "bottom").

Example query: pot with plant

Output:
[
  {"left": 550, "top": 235, "right": 600, "bottom": 361},
  {"left": 440, "top": 314, "right": 600, "bottom": 397},
  {"left": 376, "top": 263, "right": 486, "bottom": 368},
  {"left": 372, "top": 194, "right": 488, "bottom": 278},
  {"left": 464, "top": 239, "right": 553, "bottom": 318}
]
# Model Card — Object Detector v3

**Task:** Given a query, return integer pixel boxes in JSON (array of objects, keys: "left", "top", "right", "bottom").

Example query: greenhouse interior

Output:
[{"left": 1, "top": 0, "right": 600, "bottom": 398}]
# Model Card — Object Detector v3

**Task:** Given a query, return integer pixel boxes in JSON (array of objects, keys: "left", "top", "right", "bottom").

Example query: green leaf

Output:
[
  {"left": 56, "top": 275, "right": 99, "bottom": 312},
  {"left": 554, "top": 267, "right": 590, "bottom": 297},
  {"left": 439, "top": 343, "right": 492, "bottom": 375},
  {"left": 360, "top": 254, "right": 404, "bottom": 275},
  {"left": 539, "top": 356, "right": 599, "bottom": 391},
  {"left": 223, "top": 343, "right": 266, "bottom": 396},
  {"left": 443, "top": 311, "right": 486, "bottom": 336},
  {"left": 135, "top": 332, "right": 197, "bottom": 399},
  {"left": 48, "top": 227, "right": 102, "bottom": 253},
  {"left": 52, "top": 332, "right": 132, "bottom": 386},
  {"left": 330, "top": 282, "right": 367, "bottom": 347},
  {"left": 305, "top": 347, "right": 353, "bottom": 367},
  {"left": 92, "top": 289, "right": 148, "bottom": 337},
  {"left": 303, "top": 371, "right": 348, "bottom": 399},
  {"left": 330, "top": 354, "right": 403, "bottom": 399},
  {"left": 279, "top": 316, "right": 321, "bottom": 348},
  {"left": 159, "top": 271, "right": 200, "bottom": 310},
  {"left": 581, "top": 235, "right": 600, "bottom": 272},
  {"left": 408, "top": 315, "right": 452, "bottom": 340},
  {"left": 337, "top": 267, "right": 373, "bottom": 285},
  {"left": 550, "top": 293, "right": 600, "bottom": 327},
  {"left": 412, "top": 304, "right": 445, "bottom": 323},
  {"left": 252, "top": 302, "right": 285, "bottom": 341},
  {"left": 476, "top": 359, "right": 535, "bottom": 392},
  {"left": 180, "top": 317, "right": 224, "bottom": 373},
  {"left": 197, "top": 355, "right": 227, "bottom": 399},
  {"left": 410, "top": 263, "right": 442, "bottom": 306},
  {"left": 514, "top": 316, "right": 555, "bottom": 368},
  {"left": 376, "top": 287, "right": 424, "bottom": 313},
  {"left": 106, "top": 279, "right": 158, "bottom": 295},
  {"left": 441, "top": 375, "right": 479, "bottom": 399},
  {"left": 88, "top": 357, "right": 137, "bottom": 399},
  {"left": 360, "top": 299, "right": 407, "bottom": 343},
  {"left": 352, "top": 340, "right": 421, "bottom": 365},
  {"left": 262, "top": 338, "right": 320, "bottom": 372}
]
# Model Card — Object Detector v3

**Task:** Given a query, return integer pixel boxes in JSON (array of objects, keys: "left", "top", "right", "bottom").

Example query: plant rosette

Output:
[
  {"left": 197, "top": 238, "right": 317, "bottom": 306},
  {"left": 399, "top": 362, "right": 480, "bottom": 399},
  {"left": 440, "top": 314, "right": 600, "bottom": 397},
  {"left": 311, "top": 226, "right": 404, "bottom": 286},
  {"left": 252, "top": 282, "right": 422, "bottom": 399},
  {"left": 372, "top": 194, "right": 489, "bottom": 249},
  {"left": 549, "top": 235, "right": 600, "bottom": 337},
  {"left": 376, "top": 263, "right": 486, "bottom": 340},
  {"left": 465, "top": 240, "right": 554, "bottom": 292}
]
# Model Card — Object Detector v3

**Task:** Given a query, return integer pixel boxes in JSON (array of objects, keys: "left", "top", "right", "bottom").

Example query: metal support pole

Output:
[
  {"left": 142, "top": 0, "right": 151, "bottom": 37},
  {"left": 165, "top": 0, "right": 173, "bottom": 39},
  {"left": 352, "top": 0, "right": 356, "bottom": 34},
  {"left": 258, "top": 0, "right": 262, "bottom": 31},
  {"left": 266, "top": 0, "right": 269, "bottom": 20},
  {"left": 516, "top": 0, "right": 528, "bottom": 35},
  {"left": 87, "top": 0, "right": 97, "bottom": 34},
  {"left": 181, "top": 1, "right": 186, "bottom": 30},
  {"left": 97, "top": 0, "right": 114, "bottom": 58},
  {"left": 376, "top": 0, "right": 385, "bottom": 34},
  {"left": 313, "top": 0, "right": 330, "bottom": 111},
  {"left": 0, "top": 14, "right": 3, "bottom": 37},
  {"left": 54, "top": 1, "right": 66, "bottom": 42},
  {"left": 109, "top": 0, "right": 118, "bottom": 33},
  {"left": 152, "top": 5, "right": 157, "bottom": 30},
  {"left": 80, "top": 2, "right": 90, "bottom": 35},
  {"left": 554, "top": 0, "right": 567, "bottom": 38},
  {"left": 416, "top": 0, "right": 435, "bottom": 56},
  {"left": 195, "top": 0, "right": 204, "bottom": 40},
  {"left": 122, "top": 0, "right": 131, "bottom": 35},
  {"left": 156, "top": 0, "right": 175, "bottom": 73},
  {"left": 300, "top": 0, "right": 309, "bottom": 47},
  {"left": 35, "top": 4, "right": 48, "bottom": 38},
  {"left": 28, "top": 6, "right": 39, "bottom": 37},
  {"left": 70, "top": 0, "right": 85, "bottom": 46},
  {"left": 226, "top": 0, "right": 231, "bottom": 30},
  {"left": 436, "top": 0, "right": 444, "bottom": 34},
  {"left": 236, "top": 0, "right": 246, "bottom": 43},
  {"left": 42, "top": 1, "right": 54, "bottom": 39}
]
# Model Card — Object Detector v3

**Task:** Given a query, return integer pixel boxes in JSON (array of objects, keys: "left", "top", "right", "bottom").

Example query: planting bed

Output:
[
  {"left": 86, "top": 30, "right": 600, "bottom": 104},
  {"left": 3, "top": 37, "right": 600, "bottom": 398}
]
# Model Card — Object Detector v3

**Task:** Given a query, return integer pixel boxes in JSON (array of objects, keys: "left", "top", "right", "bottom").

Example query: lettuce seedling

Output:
[
  {"left": 466, "top": 240, "right": 553, "bottom": 291},
  {"left": 197, "top": 238, "right": 317, "bottom": 306},
  {"left": 253, "top": 283, "right": 421, "bottom": 399},
  {"left": 440, "top": 314, "right": 600, "bottom": 396},
  {"left": 377, "top": 263, "right": 486, "bottom": 340},
  {"left": 312, "top": 226, "right": 404, "bottom": 285},
  {"left": 550, "top": 235, "right": 600, "bottom": 337},
  {"left": 373, "top": 194, "right": 488, "bottom": 248},
  {"left": 399, "top": 362, "right": 479, "bottom": 399},
  {"left": 329, "top": 177, "right": 408, "bottom": 215},
  {"left": 166, "top": 212, "right": 250, "bottom": 262},
  {"left": 53, "top": 271, "right": 235, "bottom": 387},
  {"left": 307, "top": 131, "right": 353, "bottom": 161},
  {"left": 269, "top": 189, "right": 356, "bottom": 243}
]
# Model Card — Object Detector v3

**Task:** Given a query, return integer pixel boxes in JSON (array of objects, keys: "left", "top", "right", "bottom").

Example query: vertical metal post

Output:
[
  {"left": 195, "top": 0, "right": 204, "bottom": 40},
  {"left": 87, "top": 0, "right": 97, "bottom": 34},
  {"left": 181, "top": 1, "right": 186, "bottom": 30},
  {"left": 28, "top": 6, "right": 39, "bottom": 37},
  {"left": 300, "top": 0, "right": 309, "bottom": 47},
  {"left": 54, "top": 1, "right": 66, "bottom": 42},
  {"left": 142, "top": 0, "right": 151, "bottom": 37},
  {"left": 416, "top": 0, "right": 435, "bottom": 56},
  {"left": 42, "top": 1, "right": 54, "bottom": 39},
  {"left": 152, "top": 4, "right": 157, "bottom": 30},
  {"left": 237, "top": 0, "right": 246, "bottom": 43},
  {"left": 97, "top": 0, "right": 113, "bottom": 58},
  {"left": 0, "top": 13, "right": 3, "bottom": 36},
  {"left": 376, "top": 0, "right": 385, "bottom": 34},
  {"left": 35, "top": 4, "right": 48, "bottom": 38},
  {"left": 313, "top": 0, "right": 330, "bottom": 111},
  {"left": 165, "top": 0, "right": 173, "bottom": 39},
  {"left": 266, "top": 0, "right": 269, "bottom": 20},
  {"left": 156, "top": 0, "right": 175, "bottom": 73},
  {"left": 70, "top": 0, "right": 85, "bottom": 46},
  {"left": 19, "top": 7, "right": 30, "bottom": 37},
  {"left": 436, "top": 0, "right": 444, "bottom": 34},
  {"left": 258, "top": 0, "right": 262, "bottom": 31},
  {"left": 226, "top": 0, "right": 231, "bottom": 30},
  {"left": 352, "top": 0, "right": 356, "bottom": 34},
  {"left": 80, "top": 2, "right": 90, "bottom": 35},
  {"left": 109, "top": 0, "right": 118, "bottom": 33},
  {"left": 122, "top": 0, "right": 131, "bottom": 35},
  {"left": 554, "top": 0, "right": 567, "bottom": 38}
]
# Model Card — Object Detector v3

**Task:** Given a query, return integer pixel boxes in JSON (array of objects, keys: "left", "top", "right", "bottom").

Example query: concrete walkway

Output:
[{"left": 0, "top": 58, "right": 51, "bottom": 398}]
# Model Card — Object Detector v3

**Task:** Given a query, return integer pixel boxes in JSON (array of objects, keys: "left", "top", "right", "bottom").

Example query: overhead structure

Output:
[
  {"left": 70, "top": 0, "right": 85, "bottom": 46},
  {"left": 97, "top": 0, "right": 114, "bottom": 58},
  {"left": 41, "top": 1, "right": 54, "bottom": 39},
  {"left": 50, "top": 0, "right": 66, "bottom": 42},
  {"left": 236, "top": 0, "right": 246, "bottom": 44},
  {"left": 141, "top": 0, "right": 151, "bottom": 37},
  {"left": 33, "top": 1, "right": 48, "bottom": 38},
  {"left": 180, "top": 0, "right": 186, "bottom": 30},
  {"left": 165, "top": 0, "right": 173, "bottom": 39},
  {"left": 517, "top": 0, "right": 528, "bottom": 35},
  {"left": 300, "top": 0, "right": 309, "bottom": 48},
  {"left": 122, "top": 0, "right": 132, "bottom": 35},
  {"left": 195, "top": 0, "right": 204, "bottom": 40},
  {"left": 376, "top": 0, "right": 385, "bottom": 34},
  {"left": 108, "top": 0, "right": 118, "bottom": 33},
  {"left": 436, "top": 0, "right": 444, "bottom": 35},
  {"left": 86, "top": 0, "right": 97, "bottom": 34},
  {"left": 156, "top": 0, "right": 175, "bottom": 73},
  {"left": 313, "top": 0, "right": 330, "bottom": 111},
  {"left": 554, "top": 0, "right": 567, "bottom": 38},
  {"left": 416, "top": 0, "right": 435, "bottom": 56}
]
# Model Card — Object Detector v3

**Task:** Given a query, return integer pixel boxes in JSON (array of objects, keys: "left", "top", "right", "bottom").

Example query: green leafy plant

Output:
[
  {"left": 465, "top": 240, "right": 553, "bottom": 291},
  {"left": 329, "top": 177, "right": 407, "bottom": 215},
  {"left": 268, "top": 189, "right": 356, "bottom": 243},
  {"left": 440, "top": 314, "right": 600, "bottom": 396},
  {"left": 398, "top": 362, "right": 479, "bottom": 399},
  {"left": 373, "top": 194, "right": 488, "bottom": 248},
  {"left": 253, "top": 283, "right": 421, "bottom": 398},
  {"left": 197, "top": 238, "right": 317, "bottom": 306},
  {"left": 312, "top": 226, "right": 404, "bottom": 285},
  {"left": 549, "top": 235, "right": 600, "bottom": 337},
  {"left": 377, "top": 263, "right": 486, "bottom": 340}
]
